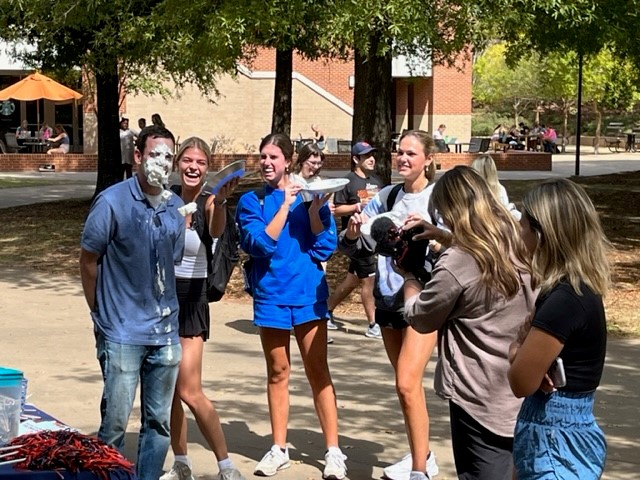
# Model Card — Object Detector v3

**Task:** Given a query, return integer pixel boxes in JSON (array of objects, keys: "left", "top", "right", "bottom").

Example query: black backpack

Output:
[
  {"left": 197, "top": 195, "right": 240, "bottom": 302},
  {"left": 172, "top": 186, "right": 240, "bottom": 302}
]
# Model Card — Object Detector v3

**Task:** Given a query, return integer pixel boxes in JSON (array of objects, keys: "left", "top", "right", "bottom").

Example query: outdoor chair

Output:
[{"left": 4, "top": 133, "right": 26, "bottom": 153}]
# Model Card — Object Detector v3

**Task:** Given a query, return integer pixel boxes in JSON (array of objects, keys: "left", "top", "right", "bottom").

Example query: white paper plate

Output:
[
  {"left": 301, "top": 178, "right": 350, "bottom": 194},
  {"left": 207, "top": 159, "right": 246, "bottom": 194},
  {"left": 360, "top": 211, "right": 404, "bottom": 236}
]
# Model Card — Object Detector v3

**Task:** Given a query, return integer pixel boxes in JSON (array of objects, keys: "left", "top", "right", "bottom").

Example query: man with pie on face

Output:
[{"left": 79, "top": 125, "right": 185, "bottom": 480}]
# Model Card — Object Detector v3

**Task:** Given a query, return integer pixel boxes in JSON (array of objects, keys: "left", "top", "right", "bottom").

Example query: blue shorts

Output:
[
  {"left": 253, "top": 301, "right": 329, "bottom": 330},
  {"left": 513, "top": 390, "right": 606, "bottom": 480}
]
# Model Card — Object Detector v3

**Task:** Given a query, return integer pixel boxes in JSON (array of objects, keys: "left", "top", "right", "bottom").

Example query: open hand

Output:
[{"left": 345, "top": 212, "right": 368, "bottom": 240}]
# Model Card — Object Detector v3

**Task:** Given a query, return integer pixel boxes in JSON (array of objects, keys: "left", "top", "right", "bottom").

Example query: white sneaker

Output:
[
  {"left": 254, "top": 445, "right": 290, "bottom": 476},
  {"left": 323, "top": 447, "right": 347, "bottom": 479},
  {"left": 160, "top": 462, "right": 195, "bottom": 480},
  {"left": 409, "top": 472, "right": 429, "bottom": 480},
  {"left": 383, "top": 452, "right": 439, "bottom": 480},
  {"left": 365, "top": 323, "right": 382, "bottom": 339},
  {"left": 327, "top": 318, "right": 339, "bottom": 330},
  {"left": 219, "top": 467, "right": 246, "bottom": 480}
]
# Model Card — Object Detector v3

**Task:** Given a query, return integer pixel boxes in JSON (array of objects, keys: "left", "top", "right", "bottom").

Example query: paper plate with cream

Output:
[
  {"left": 300, "top": 178, "right": 350, "bottom": 195},
  {"left": 207, "top": 159, "right": 246, "bottom": 194}
]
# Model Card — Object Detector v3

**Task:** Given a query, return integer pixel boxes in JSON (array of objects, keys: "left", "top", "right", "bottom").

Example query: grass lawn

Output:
[{"left": 0, "top": 171, "right": 638, "bottom": 336}]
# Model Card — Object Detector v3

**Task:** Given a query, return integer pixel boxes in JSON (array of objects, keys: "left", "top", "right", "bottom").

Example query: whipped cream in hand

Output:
[{"left": 178, "top": 202, "right": 198, "bottom": 216}]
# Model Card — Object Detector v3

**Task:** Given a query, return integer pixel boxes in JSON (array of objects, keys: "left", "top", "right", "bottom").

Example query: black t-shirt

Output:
[
  {"left": 333, "top": 171, "right": 386, "bottom": 229},
  {"left": 532, "top": 281, "right": 607, "bottom": 393}
]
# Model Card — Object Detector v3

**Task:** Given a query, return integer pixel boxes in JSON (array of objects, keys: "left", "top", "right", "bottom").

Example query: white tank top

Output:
[{"left": 175, "top": 228, "right": 208, "bottom": 279}]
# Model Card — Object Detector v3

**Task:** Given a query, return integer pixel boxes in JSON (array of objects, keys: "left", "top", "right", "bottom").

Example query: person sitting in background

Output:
[
  {"left": 541, "top": 125, "right": 559, "bottom": 153},
  {"left": 433, "top": 124, "right": 450, "bottom": 152},
  {"left": 39, "top": 123, "right": 53, "bottom": 140},
  {"left": 46, "top": 124, "right": 70, "bottom": 155},
  {"left": 138, "top": 118, "right": 147, "bottom": 130},
  {"left": 433, "top": 124, "right": 446, "bottom": 140},
  {"left": 16, "top": 120, "right": 30, "bottom": 139},
  {"left": 506, "top": 125, "right": 524, "bottom": 150}
]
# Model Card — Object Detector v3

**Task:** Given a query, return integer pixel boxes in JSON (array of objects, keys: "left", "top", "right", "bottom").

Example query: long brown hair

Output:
[{"left": 430, "top": 166, "right": 531, "bottom": 298}]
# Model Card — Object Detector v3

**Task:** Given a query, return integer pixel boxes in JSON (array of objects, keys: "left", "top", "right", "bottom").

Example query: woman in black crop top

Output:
[{"left": 508, "top": 178, "right": 610, "bottom": 479}]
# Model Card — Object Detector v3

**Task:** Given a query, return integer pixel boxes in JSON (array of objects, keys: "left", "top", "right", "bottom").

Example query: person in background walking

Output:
[
  {"left": 509, "top": 179, "right": 609, "bottom": 480},
  {"left": 161, "top": 137, "right": 245, "bottom": 480},
  {"left": 328, "top": 141, "right": 386, "bottom": 339}
]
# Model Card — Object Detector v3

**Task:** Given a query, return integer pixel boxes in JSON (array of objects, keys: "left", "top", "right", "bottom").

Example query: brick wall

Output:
[
  {"left": 0, "top": 151, "right": 551, "bottom": 173},
  {"left": 0, "top": 154, "right": 98, "bottom": 172}
]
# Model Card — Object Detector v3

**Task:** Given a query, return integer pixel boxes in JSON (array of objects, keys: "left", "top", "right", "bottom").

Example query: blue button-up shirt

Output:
[{"left": 81, "top": 176, "right": 185, "bottom": 346}]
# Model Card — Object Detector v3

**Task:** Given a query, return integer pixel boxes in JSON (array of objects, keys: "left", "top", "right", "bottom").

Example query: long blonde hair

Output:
[
  {"left": 522, "top": 179, "right": 610, "bottom": 296},
  {"left": 470, "top": 154, "right": 501, "bottom": 199},
  {"left": 429, "top": 166, "right": 531, "bottom": 298}
]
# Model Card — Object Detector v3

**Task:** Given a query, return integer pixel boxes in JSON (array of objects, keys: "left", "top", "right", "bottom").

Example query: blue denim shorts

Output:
[
  {"left": 253, "top": 301, "right": 328, "bottom": 330},
  {"left": 513, "top": 390, "right": 606, "bottom": 480}
]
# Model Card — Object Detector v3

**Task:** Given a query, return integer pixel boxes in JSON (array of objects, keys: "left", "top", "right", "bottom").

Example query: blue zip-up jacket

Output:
[{"left": 236, "top": 184, "right": 337, "bottom": 305}]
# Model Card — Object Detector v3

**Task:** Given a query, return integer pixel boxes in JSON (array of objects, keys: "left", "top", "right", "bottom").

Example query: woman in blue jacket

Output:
[{"left": 236, "top": 133, "right": 346, "bottom": 479}]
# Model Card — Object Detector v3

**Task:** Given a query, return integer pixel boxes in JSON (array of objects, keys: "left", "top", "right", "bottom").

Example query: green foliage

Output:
[{"left": 471, "top": 110, "right": 514, "bottom": 136}]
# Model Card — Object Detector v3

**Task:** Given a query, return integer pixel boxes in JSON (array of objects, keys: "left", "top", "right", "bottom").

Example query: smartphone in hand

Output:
[{"left": 548, "top": 357, "right": 567, "bottom": 388}]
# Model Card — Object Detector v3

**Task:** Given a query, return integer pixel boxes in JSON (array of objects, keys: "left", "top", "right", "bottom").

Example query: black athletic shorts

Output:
[{"left": 348, "top": 255, "right": 376, "bottom": 279}]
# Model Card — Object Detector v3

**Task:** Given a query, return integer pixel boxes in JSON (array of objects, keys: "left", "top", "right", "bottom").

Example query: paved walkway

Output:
[{"left": 0, "top": 268, "right": 637, "bottom": 480}]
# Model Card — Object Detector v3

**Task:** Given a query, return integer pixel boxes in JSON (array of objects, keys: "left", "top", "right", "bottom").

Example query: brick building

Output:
[{"left": 86, "top": 48, "right": 473, "bottom": 154}]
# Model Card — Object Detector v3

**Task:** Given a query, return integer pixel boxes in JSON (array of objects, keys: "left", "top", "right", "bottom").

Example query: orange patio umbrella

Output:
[
  {"left": 0, "top": 72, "right": 82, "bottom": 102},
  {"left": 0, "top": 72, "right": 83, "bottom": 135}
]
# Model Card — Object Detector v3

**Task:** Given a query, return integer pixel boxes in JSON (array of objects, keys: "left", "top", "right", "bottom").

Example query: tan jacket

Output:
[{"left": 405, "top": 246, "right": 536, "bottom": 437}]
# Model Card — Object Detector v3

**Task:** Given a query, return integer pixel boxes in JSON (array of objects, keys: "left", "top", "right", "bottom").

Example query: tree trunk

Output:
[
  {"left": 94, "top": 58, "right": 122, "bottom": 196},
  {"left": 271, "top": 48, "right": 293, "bottom": 136},
  {"left": 352, "top": 34, "right": 393, "bottom": 185}
]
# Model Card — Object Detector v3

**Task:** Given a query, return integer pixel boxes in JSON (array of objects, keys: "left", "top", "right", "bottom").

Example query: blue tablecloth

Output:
[{"left": 0, "top": 406, "right": 137, "bottom": 480}]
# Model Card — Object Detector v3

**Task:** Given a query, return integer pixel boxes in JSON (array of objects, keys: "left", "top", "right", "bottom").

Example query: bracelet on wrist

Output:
[{"left": 214, "top": 198, "right": 227, "bottom": 206}]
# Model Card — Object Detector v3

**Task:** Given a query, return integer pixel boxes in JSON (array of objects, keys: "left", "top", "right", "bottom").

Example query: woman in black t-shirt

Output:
[{"left": 508, "top": 178, "right": 610, "bottom": 480}]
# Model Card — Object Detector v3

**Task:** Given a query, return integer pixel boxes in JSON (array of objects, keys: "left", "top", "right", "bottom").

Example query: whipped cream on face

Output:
[
  {"left": 178, "top": 202, "right": 198, "bottom": 216},
  {"left": 144, "top": 144, "right": 173, "bottom": 187}
]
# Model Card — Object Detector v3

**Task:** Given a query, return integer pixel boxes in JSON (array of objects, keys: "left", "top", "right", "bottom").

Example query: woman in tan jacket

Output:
[{"left": 401, "top": 166, "right": 536, "bottom": 480}]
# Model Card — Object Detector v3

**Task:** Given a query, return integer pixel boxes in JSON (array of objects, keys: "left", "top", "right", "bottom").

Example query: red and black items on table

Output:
[{"left": 0, "top": 430, "right": 135, "bottom": 479}]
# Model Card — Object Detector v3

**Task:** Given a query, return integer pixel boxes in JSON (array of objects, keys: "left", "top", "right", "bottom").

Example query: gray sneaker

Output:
[
  {"left": 327, "top": 312, "right": 338, "bottom": 330},
  {"left": 365, "top": 323, "right": 382, "bottom": 339},
  {"left": 160, "top": 462, "right": 195, "bottom": 480},
  {"left": 219, "top": 467, "right": 246, "bottom": 480}
]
